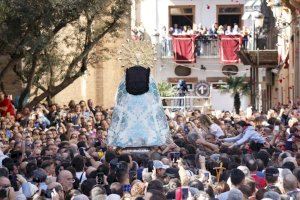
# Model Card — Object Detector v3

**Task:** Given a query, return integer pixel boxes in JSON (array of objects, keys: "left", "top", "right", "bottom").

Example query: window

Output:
[
  {"left": 218, "top": 7, "right": 242, "bottom": 14},
  {"left": 217, "top": 5, "right": 243, "bottom": 27},
  {"left": 169, "top": 6, "right": 195, "bottom": 29}
]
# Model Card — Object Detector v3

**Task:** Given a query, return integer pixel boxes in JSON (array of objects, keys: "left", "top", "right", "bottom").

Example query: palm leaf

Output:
[
  {"left": 221, "top": 75, "right": 250, "bottom": 96},
  {"left": 157, "top": 82, "right": 177, "bottom": 97}
]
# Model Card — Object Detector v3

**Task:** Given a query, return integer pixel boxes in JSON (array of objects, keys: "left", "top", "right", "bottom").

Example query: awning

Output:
[{"left": 237, "top": 49, "right": 278, "bottom": 67}]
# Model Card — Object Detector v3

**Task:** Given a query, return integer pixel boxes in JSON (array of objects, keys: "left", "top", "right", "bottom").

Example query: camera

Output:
[
  {"left": 79, "top": 147, "right": 85, "bottom": 156},
  {"left": 170, "top": 152, "right": 180, "bottom": 163},
  {"left": 182, "top": 187, "right": 189, "bottom": 200},
  {"left": 97, "top": 172, "right": 104, "bottom": 185},
  {"left": 8, "top": 174, "right": 18, "bottom": 191}
]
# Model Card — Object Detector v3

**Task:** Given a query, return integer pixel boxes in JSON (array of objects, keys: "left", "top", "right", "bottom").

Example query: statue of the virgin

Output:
[{"left": 107, "top": 65, "right": 170, "bottom": 148}]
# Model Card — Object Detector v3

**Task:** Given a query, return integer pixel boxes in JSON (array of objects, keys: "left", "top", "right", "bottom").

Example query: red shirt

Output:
[
  {"left": 0, "top": 98, "right": 15, "bottom": 117},
  {"left": 251, "top": 173, "right": 267, "bottom": 189}
]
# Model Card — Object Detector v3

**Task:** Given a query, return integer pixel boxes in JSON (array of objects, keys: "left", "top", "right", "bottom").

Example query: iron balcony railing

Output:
[
  {"left": 160, "top": 36, "right": 220, "bottom": 58},
  {"left": 159, "top": 35, "right": 250, "bottom": 59}
]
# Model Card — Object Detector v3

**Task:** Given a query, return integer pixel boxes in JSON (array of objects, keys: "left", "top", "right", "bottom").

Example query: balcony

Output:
[
  {"left": 159, "top": 36, "right": 220, "bottom": 59},
  {"left": 159, "top": 35, "right": 250, "bottom": 60}
]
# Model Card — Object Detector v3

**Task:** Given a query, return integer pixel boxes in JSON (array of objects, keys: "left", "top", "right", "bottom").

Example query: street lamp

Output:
[{"left": 272, "top": 0, "right": 282, "bottom": 19}]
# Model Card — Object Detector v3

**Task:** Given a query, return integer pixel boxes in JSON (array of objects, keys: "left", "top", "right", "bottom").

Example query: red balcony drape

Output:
[
  {"left": 172, "top": 35, "right": 197, "bottom": 63},
  {"left": 219, "top": 35, "right": 242, "bottom": 63}
]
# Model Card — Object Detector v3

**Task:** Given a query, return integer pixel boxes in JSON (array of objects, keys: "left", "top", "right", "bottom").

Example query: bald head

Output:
[
  {"left": 58, "top": 170, "right": 72, "bottom": 181},
  {"left": 283, "top": 174, "right": 298, "bottom": 192}
]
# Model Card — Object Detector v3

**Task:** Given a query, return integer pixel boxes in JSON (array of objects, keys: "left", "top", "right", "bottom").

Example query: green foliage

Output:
[
  {"left": 157, "top": 82, "right": 177, "bottom": 97},
  {"left": 0, "top": 0, "right": 130, "bottom": 108},
  {"left": 221, "top": 75, "right": 250, "bottom": 114},
  {"left": 221, "top": 75, "right": 250, "bottom": 95}
]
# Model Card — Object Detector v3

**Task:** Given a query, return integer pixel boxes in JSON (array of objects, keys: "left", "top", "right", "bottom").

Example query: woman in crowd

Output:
[{"left": 199, "top": 114, "right": 225, "bottom": 138}]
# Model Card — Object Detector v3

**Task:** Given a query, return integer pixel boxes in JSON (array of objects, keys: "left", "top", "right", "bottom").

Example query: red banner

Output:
[
  {"left": 172, "top": 35, "right": 197, "bottom": 63},
  {"left": 219, "top": 35, "right": 242, "bottom": 63}
]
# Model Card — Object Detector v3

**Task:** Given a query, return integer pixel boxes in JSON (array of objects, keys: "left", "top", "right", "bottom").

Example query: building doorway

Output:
[
  {"left": 217, "top": 5, "right": 243, "bottom": 27},
  {"left": 169, "top": 6, "right": 195, "bottom": 29}
]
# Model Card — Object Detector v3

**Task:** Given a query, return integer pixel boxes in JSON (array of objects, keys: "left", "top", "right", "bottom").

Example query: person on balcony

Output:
[
  {"left": 181, "top": 26, "right": 188, "bottom": 35},
  {"left": 209, "top": 23, "right": 218, "bottom": 36},
  {"left": 217, "top": 25, "right": 225, "bottom": 35},
  {"left": 241, "top": 26, "right": 250, "bottom": 49},
  {"left": 225, "top": 26, "right": 232, "bottom": 35},
  {"left": 187, "top": 26, "right": 193, "bottom": 35},
  {"left": 160, "top": 26, "right": 172, "bottom": 57},
  {"left": 173, "top": 24, "right": 182, "bottom": 35},
  {"left": 232, "top": 24, "right": 240, "bottom": 35}
]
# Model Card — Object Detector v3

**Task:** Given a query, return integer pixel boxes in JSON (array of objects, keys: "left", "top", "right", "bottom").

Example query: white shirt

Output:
[
  {"left": 76, "top": 171, "right": 87, "bottom": 183},
  {"left": 209, "top": 123, "right": 225, "bottom": 138}
]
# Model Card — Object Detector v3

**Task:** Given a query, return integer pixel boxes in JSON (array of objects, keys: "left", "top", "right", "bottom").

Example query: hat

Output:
[
  {"left": 153, "top": 160, "right": 169, "bottom": 169},
  {"left": 228, "top": 188, "right": 243, "bottom": 200},
  {"left": 265, "top": 167, "right": 279, "bottom": 177},
  {"left": 165, "top": 168, "right": 179, "bottom": 178},
  {"left": 106, "top": 194, "right": 121, "bottom": 200}
]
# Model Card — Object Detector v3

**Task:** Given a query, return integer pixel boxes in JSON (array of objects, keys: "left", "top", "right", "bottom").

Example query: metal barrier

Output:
[{"left": 161, "top": 96, "right": 210, "bottom": 111}]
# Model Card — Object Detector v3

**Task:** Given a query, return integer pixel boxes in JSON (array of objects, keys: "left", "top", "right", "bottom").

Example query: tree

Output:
[
  {"left": 157, "top": 82, "right": 177, "bottom": 106},
  {"left": 0, "top": 0, "right": 130, "bottom": 109},
  {"left": 221, "top": 75, "right": 250, "bottom": 114},
  {"left": 157, "top": 82, "right": 177, "bottom": 97}
]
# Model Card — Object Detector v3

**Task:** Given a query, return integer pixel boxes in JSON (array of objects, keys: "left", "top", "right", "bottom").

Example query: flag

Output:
[
  {"left": 172, "top": 35, "right": 197, "bottom": 63},
  {"left": 219, "top": 35, "right": 242, "bottom": 63}
]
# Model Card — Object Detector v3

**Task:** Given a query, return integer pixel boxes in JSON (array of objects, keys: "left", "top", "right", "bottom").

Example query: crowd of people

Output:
[
  {"left": 0, "top": 90, "right": 300, "bottom": 200},
  {"left": 166, "top": 23, "right": 249, "bottom": 37}
]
